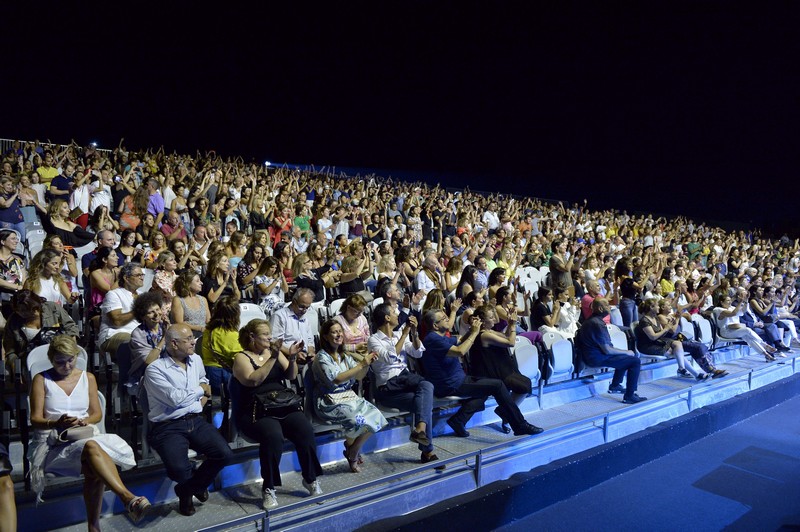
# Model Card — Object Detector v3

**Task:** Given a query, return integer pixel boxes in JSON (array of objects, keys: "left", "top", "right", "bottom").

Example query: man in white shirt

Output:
[
  {"left": 482, "top": 202, "right": 500, "bottom": 234},
  {"left": 271, "top": 288, "right": 317, "bottom": 363},
  {"left": 368, "top": 304, "right": 440, "bottom": 465},
  {"left": 99, "top": 263, "right": 144, "bottom": 359},
  {"left": 143, "top": 324, "right": 233, "bottom": 516},
  {"left": 415, "top": 254, "right": 441, "bottom": 296}
]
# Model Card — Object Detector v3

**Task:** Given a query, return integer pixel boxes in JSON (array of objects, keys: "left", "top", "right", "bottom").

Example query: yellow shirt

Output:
[
  {"left": 37, "top": 165, "right": 59, "bottom": 187},
  {"left": 201, "top": 327, "right": 242, "bottom": 369}
]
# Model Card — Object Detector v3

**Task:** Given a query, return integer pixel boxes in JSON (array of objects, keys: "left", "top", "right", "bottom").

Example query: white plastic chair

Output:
[
  {"left": 514, "top": 343, "right": 541, "bottom": 383},
  {"left": 546, "top": 338, "right": 574, "bottom": 384},
  {"left": 692, "top": 314, "right": 714, "bottom": 349},
  {"left": 137, "top": 268, "right": 155, "bottom": 294},
  {"left": 328, "top": 298, "right": 346, "bottom": 318},
  {"left": 679, "top": 317, "right": 696, "bottom": 341},
  {"left": 541, "top": 330, "right": 566, "bottom": 350},
  {"left": 239, "top": 303, "right": 268, "bottom": 329},
  {"left": 26, "top": 344, "right": 89, "bottom": 381},
  {"left": 609, "top": 306, "right": 624, "bottom": 327},
  {"left": 74, "top": 241, "right": 98, "bottom": 264},
  {"left": 26, "top": 229, "right": 46, "bottom": 246},
  {"left": 369, "top": 297, "right": 384, "bottom": 311}
]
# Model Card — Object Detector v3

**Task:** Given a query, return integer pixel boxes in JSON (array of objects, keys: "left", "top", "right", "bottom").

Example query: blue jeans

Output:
[
  {"left": 585, "top": 353, "right": 641, "bottom": 399},
  {"left": 148, "top": 414, "right": 233, "bottom": 496},
  {"left": 0, "top": 221, "right": 25, "bottom": 241},
  {"left": 205, "top": 366, "right": 231, "bottom": 396},
  {"left": 619, "top": 297, "right": 639, "bottom": 328},
  {"left": 375, "top": 371, "right": 434, "bottom": 453}
]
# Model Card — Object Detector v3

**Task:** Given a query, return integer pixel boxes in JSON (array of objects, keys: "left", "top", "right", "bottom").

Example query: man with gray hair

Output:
[
  {"left": 99, "top": 262, "right": 144, "bottom": 359},
  {"left": 144, "top": 323, "right": 233, "bottom": 516},
  {"left": 415, "top": 253, "right": 442, "bottom": 296},
  {"left": 270, "top": 288, "right": 317, "bottom": 363}
]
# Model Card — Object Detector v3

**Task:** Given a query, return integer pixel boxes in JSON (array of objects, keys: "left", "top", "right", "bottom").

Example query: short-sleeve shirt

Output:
[
  {"left": 575, "top": 315, "right": 611, "bottom": 366},
  {"left": 99, "top": 288, "right": 139, "bottom": 345},
  {"left": 421, "top": 332, "right": 465, "bottom": 395}
]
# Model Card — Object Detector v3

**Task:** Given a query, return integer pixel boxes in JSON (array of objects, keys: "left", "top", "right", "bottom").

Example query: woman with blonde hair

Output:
[
  {"left": 24, "top": 249, "right": 79, "bottom": 305},
  {"left": 29, "top": 335, "right": 147, "bottom": 525},
  {"left": 143, "top": 231, "right": 169, "bottom": 269},
  {"left": 42, "top": 199, "right": 94, "bottom": 247}
]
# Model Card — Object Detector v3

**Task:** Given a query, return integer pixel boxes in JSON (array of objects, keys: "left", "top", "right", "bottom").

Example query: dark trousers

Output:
[
  {"left": 240, "top": 410, "right": 322, "bottom": 489},
  {"left": 443, "top": 376, "right": 526, "bottom": 430},
  {"left": 149, "top": 415, "right": 234, "bottom": 497},
  {"left": 586, "top": 354, "right": 641, "bottom": 398},
  {"left": 681, "top": 339, "right": 715, "bottom": 373},
  {"left": 376, "top": 371, "right": 434, "bottom": 453}
]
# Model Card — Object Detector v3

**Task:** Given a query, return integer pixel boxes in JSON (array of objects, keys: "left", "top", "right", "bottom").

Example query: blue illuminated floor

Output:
[{"left": 498, "top": 393, "right": 800, "bottom": 532}]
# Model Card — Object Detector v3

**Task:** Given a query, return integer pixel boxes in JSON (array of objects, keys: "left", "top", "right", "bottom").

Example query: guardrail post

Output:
[
  {"left": 475, "top": 452, "right": 482, "bottom": 487},
  {"left": 602, "top": 414, "right": 609, "bottom": 442},
  {"left": 687, "top": 387, "right": 693, "bottom": 411}
]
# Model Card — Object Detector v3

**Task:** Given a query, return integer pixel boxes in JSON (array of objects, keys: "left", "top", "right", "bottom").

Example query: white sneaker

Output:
[
  {"left": 262, "top": 488, "right": 278, "bottom": 509},
  {"left": 303, "top": 479, "right": 323, "bottom": 496}
]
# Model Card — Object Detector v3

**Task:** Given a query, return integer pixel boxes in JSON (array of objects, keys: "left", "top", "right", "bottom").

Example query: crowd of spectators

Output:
[{"left": 2, "top": 136, "right": 800, "bottom": 524}]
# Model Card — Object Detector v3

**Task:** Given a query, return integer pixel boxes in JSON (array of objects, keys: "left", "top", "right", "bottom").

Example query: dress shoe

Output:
[
  {"left": 409, "top": 429, "right": 431, "bottom": 447},
  {"left": 175, "top": 486, "right": 195, "bottom": 516},
  {"left": 608, "top": 384, "right": 626, "bottom": 394},
  {"left": 446, "top": 417, "right": 470, "bottom": 437},
  {"left": 499, "top": 421, "right": 511, "bottom": 434},
  {"left": 194, "top": 489, "right": 209, "bottom": 502},
  {"left": 421, "top": 451, "right": 446, "bottom": 470},
  {"left": 513, "top": 422, "right": 544, "bottom": 436},
  {"left": 622, "top": 394, "right": 647, "bottom": 404}
]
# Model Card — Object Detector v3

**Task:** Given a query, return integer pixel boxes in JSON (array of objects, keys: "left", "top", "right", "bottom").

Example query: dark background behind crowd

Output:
[{"left": 2, "top": 3, "right": 799, "bottom": 236}]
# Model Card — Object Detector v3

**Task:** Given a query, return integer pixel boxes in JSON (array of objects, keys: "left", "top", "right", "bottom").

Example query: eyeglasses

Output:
[{"left": 131, "top": 273, "right": 145, "bottom": 278}]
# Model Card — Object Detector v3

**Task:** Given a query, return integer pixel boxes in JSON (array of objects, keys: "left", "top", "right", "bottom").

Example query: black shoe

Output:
[
  {"left": 696, "top": 373, "right": 710, "bottom": 381},
  {"left": 513, "top": 422, "right": 544, "bottom": 436},
  {"left": 175, "top": 487, "right": 196, "bottom": 516},
  {"left": 608, "top": 384, "right": 625, "bottom": 394},
  {"left": 447, "top": 417, "right": 470, "bottom": 438},
  {"left": 622, "top": 394, "right": 647, "bottom": 404},
  {"left": 500, "top": 421, "right": 511, "bottom": 434},
  {"left": 777, "top": 344, "right": 791, "bottom": 352},
  {"left": 421, "top": 452, "right": 446, "bottom": 470},
  {"left": 409, "top": 429, "right": 431, "bottom": 447},
  {"left": 194, "top": 489, "right": 209, "bottom": 503}
]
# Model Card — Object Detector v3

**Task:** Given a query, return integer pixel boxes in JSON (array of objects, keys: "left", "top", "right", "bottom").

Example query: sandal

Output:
[
  {"left": 343, "top": 450, "right": 361, "bottom": 473},
  {"left": 344, "top": 442, "right": 364, "bottom": 464},
  {"left": 127, "top": 495, "right": 151, "bottom": 523}
]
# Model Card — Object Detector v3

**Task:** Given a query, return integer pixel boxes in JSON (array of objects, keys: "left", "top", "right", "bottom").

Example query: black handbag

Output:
[{"left": 251, "top": 388, "right": 303, "bottom": 421}]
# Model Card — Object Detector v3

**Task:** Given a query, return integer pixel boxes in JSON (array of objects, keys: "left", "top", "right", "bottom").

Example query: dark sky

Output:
[{"left": 3, "top": 3, "right": 799, "bottom": 233}]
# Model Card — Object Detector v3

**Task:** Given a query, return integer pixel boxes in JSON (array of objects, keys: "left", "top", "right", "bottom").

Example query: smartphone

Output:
[{"left": 115, "top": 176, "right": 122, "bottom": 182}]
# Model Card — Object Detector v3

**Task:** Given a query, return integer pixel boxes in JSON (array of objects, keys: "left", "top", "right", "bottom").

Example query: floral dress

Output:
[
  {"left": 312, "top": 350, "right": 386, "bottom": 438},
  {"left": 253, "top": 274, "right": 286, "bottom": 318}
]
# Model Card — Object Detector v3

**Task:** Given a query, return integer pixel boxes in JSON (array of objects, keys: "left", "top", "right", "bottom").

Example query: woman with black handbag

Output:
[{"left": 231, "top": 319, "right": 323, "bottom": 510}]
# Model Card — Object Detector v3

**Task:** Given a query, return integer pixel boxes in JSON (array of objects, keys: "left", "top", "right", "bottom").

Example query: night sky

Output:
[{"left": 3, "top": 3, "right": 798, "bottom": 234}]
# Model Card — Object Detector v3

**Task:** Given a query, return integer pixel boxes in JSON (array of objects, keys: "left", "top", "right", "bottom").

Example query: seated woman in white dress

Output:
[
  {"left": 714, "top": 292, "right": 779, "bottom": 362},
  {"left": 29, "top": 336, "right": 148, "bottom": 527},
  {"left": 538, "top": 288, "right": 581, "bottom": 339},
  {"left": 312, "top": 320, "right": 386, "bottom": 473}
]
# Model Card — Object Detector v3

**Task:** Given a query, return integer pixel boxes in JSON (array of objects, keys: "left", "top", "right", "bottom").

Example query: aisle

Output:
[{"left": 498, "top": 394, "right": 800, "bottom": 532}]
